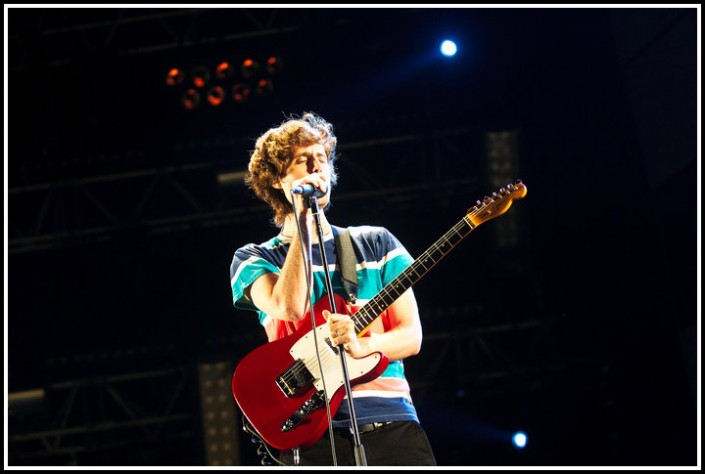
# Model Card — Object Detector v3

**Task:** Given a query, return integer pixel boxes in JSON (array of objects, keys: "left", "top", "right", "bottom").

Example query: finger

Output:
[{"left": 315, "top": 174, "right": 328, "bottom": 191}]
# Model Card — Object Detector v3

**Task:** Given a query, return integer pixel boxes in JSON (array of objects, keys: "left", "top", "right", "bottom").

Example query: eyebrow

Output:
[{"left": 293, "top": 150, "right": 327, "bottom": 159}]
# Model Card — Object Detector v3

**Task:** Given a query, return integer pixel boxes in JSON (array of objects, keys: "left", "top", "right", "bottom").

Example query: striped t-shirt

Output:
[{"left": 229, "top": 225, "right": 420, "bottom": 427}]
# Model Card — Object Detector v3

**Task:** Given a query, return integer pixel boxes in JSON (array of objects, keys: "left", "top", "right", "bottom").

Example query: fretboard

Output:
[{"left": 352, "top": 216, "right": 475, "bottom": 334}]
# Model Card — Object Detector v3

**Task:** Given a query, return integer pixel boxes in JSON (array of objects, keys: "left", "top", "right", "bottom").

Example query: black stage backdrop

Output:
[{"left": 7, "top": 6, "right": 698, "bottom": 467}]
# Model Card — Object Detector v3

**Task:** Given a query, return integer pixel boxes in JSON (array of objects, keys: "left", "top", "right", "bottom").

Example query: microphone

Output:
[{"left": 291, "top": 183, "right": 327, "bottom": 198}]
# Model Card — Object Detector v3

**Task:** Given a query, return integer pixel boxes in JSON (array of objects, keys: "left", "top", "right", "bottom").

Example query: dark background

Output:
[{"left": 6, "top": 7, "right": 698, "bottom": 467}]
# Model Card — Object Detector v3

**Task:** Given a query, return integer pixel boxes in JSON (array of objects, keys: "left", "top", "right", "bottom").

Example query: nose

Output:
[{"left": 310, "top": 156, "right": 322, "bottom": 174}]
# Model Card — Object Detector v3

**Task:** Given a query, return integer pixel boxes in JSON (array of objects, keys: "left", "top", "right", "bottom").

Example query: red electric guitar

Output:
[{"left": 232, "top": 180, "right": 527, "bottom": 451}]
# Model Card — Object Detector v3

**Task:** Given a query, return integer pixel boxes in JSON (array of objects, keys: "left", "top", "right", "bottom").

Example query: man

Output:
[{"left": 230, "top": 112, "right": 436, "bottom": 465}]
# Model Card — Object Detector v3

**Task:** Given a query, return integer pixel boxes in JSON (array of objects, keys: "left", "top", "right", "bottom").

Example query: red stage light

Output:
[
  {"left": 266, "top": 57, "right": 283, "bottom": 75},
  {"left": 191, "top": 66, "right": 211, "bottom": 88},
  {"left": 231, "top": 83, "right": 251, "bottom": 103},
  {"left": 215, "top": 61, "right": 234, "bottom": 80},
  {"left": 256, "top": 78, "right": 273, "bottom": 95},
  {"left": 182, "top": 89, "right": 201, "bottom": 110},
  {"left": 240, "top": 59, "right": 259, "bottom": 79},
  {"left": 166, "top": 68, "right": 185, "bottom": 86},
  {"left": 207, "top": 86, "right": 225, "bottom": 106}
]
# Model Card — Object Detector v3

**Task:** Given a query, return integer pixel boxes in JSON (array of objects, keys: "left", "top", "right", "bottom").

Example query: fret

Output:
[
  {"left": 352, "top": 216, "right": 475, "bottom": 333},
  {"left": 347, "top": 180, "right": 525, "bottom": 337}
]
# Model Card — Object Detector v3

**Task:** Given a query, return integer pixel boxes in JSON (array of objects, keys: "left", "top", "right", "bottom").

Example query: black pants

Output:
[{"left": 277, "top": 420, "right": 437, "bottom": 466}]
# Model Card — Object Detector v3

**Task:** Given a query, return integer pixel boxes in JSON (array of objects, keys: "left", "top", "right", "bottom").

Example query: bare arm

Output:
[{"left": 247, "top": 211, "right": 312, "bottom": 323}]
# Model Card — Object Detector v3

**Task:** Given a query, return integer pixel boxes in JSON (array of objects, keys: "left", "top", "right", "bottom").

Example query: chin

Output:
[{"left": 319, "top": 196, "right": 331, "bottom": 209}]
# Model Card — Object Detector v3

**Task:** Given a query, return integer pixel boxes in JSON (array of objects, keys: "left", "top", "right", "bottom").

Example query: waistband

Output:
[{"left": 335, "top": 421, "right": 394, "bottom": 435}]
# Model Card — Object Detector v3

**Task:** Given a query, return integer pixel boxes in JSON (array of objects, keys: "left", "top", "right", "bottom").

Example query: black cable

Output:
[{"left": 242, "top": 415, "right": 286, "bottom": 466}]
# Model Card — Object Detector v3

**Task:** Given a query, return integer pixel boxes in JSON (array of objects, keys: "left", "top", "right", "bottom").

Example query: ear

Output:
[{"left": 272, "top": 180, "right": 283, "bottom": 190}]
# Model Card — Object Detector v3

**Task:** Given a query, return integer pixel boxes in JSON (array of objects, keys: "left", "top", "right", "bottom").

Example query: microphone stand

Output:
[{"left": 308, "top": 196, "right": 367, "bottom": 466}]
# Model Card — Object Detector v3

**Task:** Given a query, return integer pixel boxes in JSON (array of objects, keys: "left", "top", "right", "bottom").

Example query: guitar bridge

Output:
[
  {"left": 281, "top": 390, "right": 325, "bottom": 432},
  {"left": 276, "top": 359, "right": 315, "bottom": 397}
]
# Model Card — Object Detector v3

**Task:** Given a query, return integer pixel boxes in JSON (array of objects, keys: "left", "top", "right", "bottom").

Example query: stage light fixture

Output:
[
  {"left": 231, "top": 83, "right": 250, "bottom": 103},
  {"left": 440, "top": 39, "right": 458, "bottom": 57},
  {"left": 255, "top": 78, "right": 273, "bottom": 95},
  {"left": 198, "top": 362, "right": 241, "bottom": 465},
  {"left": 215, "top": 61, "right": 235, "bottom": 80},
  {"left": 512, "top": 431, "right": 527, "bottom": 449},
  {"left": 182, "top": 88, "right": 201, "bottom": 110},
  {"left": 191, "top": 66, "right": 211, "bottom": 88},
  {"left": 206, "top": 86, "right": 226, "bottom": 106},
  {"left": 240, "top": 58, "right": 260, "bottom": 79},
  {"left": 165, "top": 68, "right": 185, "bottom": 86},
  {"left": 167, "top": 56, "right": 285, "bottom": 109},
  {"left": 265, "top": 56, "right": 284, "bottom": 75}
]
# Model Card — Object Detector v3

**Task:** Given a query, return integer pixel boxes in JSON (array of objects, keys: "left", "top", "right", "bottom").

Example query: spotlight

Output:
[
  {"left": 440, "top": 40, "right": 458, "bottom": 57},
  {"left": 215, "top": 61, "right": 235, "bottom": 80},
  {"left": 265, "top": 56, "right": 284, "bottom": 75},
  {"left": 231, "top": 83, "right": 251, "bottom": 103},
  {"left": 191, "top": 66, "right": 211, "bottom": 88},
  {"left": 512, "top": 431, "right": 527, "bottom": 449},
  {"left": 182, "top": 88, "right": 201, "bottom": 110},
  {"left": 240, "top": 58, "right": 260, "bottom": 80},
  {"left": 255, "top": 78, "right": 273, "bottom": 95},
  {"left": 206, "top": 86, "right": 225, "bottom": 106},
  {"left": 165, "top": 68, "right": 185, "bottom": 86}
]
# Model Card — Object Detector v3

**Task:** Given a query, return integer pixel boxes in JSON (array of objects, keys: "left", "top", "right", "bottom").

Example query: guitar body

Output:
[{"left": 232, "top": 293, "right": 390, "bottom": 451}]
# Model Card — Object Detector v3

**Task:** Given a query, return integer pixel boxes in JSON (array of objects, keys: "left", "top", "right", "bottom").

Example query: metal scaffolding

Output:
[
  {"left": 8, "top": 366, "right": 200, "bottom": 465},
  {"left": 7, "top": 313, "right": 575, "bottom": 466},
  {"left": 8, "top": 126, "right": 485, "bottom": 254}
]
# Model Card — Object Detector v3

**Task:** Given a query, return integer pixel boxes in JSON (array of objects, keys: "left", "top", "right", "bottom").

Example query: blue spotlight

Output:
[
  {"left": 512, "top": 431, "right": 528, "bottom": 449},
  {"left": 440, "top": 40, "right": 457, "bottom": 57}
]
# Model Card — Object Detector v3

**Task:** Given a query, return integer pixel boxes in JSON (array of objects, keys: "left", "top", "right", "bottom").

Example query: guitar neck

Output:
[{"left": 352, "top": 216, "right": 476, "bottom": 334}]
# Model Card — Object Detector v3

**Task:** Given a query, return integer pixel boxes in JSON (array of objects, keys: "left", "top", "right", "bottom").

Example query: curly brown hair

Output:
[{"left": 246, "top": 112, "right": 339, "bottom": 225}]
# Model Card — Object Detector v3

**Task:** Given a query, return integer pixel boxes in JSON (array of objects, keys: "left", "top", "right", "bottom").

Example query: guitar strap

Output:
[{"left": 332, "top": 226, "right": 358, "bottom": 304}]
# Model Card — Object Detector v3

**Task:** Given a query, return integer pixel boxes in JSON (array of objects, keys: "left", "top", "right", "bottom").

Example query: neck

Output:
[{"left": 280, "top": 211, "right": 331, "bottom": 242}]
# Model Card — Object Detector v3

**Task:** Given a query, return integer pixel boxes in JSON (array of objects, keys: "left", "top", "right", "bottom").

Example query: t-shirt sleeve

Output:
[
  {"left": 229, "top": 245, "right": 280, "bottom": 312},
  {"left": 378, "top": 228, "right": 414, "bottom": 285}
]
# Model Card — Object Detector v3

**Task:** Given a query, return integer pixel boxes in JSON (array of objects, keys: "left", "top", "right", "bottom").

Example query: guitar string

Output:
[
  {"left": 280, "top": 217, "right": 468, "bottom": 384},
  {"left": 279, "top": 210, "right": 484, "bottom": 384},
  {"left": 279, "top": 185, "right": 516, "bottom": 383},
  {"left": 279, "top": 214, "right": 477, "bottom": 385},
  {"left": 278, "top": 186, "right": 518, "bottom": 385}
]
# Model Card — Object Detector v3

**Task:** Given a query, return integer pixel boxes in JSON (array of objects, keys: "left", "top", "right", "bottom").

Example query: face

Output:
[{"left": 275, "top": 143, "right": 331, "bottom": 206}]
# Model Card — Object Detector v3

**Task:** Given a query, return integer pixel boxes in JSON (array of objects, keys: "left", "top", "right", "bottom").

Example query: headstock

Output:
[{"left": 466, "top": 180, "right": 527, "bottom": 227}]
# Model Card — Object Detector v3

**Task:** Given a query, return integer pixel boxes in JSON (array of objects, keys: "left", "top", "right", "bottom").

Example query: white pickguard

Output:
[{"left": 289, "top": 324, "right": 381, "bottom": 400}]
